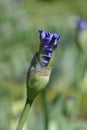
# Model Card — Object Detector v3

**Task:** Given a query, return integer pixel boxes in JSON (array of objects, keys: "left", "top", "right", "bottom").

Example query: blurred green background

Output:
[{"left": 0, "top": 0, "right": 87, "bottom": 130}]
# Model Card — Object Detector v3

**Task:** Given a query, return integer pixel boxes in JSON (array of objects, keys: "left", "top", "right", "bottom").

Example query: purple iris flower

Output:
[
  {"left": 68, "top": 94, "right": 74, "bottom": 101},
  {"left": 77, "top": 20, "right": 87, "bottom": 30},
  {"left": 38, "top": 29, "right": 60, "bottom": 67}
]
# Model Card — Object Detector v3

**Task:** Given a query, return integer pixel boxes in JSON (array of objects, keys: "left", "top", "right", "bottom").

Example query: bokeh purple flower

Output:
[
  {"left": 38, "top": 29, "right": 60, "bottom": 67},
  {"left": 77, "top": 19, "right": 87, "bottom": 30},
  {"left": 76, "top": 19, "right": 87, "bottom": 50}
]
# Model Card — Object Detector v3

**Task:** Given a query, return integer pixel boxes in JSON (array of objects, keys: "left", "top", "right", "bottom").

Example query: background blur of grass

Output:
[{"left": 0, "top": 0, "right": 87, "bottom": 130}]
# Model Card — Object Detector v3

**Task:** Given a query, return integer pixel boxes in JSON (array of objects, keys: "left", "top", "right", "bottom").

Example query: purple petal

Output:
[
  {"left": 39, "top": 29, "right": 46, "bottom": 39},
  {"left": 42, "top": 53, "right": 52, "bottom": 58},
  {"left": 53, "top": 34, "right": 60, "bottom": 45}
]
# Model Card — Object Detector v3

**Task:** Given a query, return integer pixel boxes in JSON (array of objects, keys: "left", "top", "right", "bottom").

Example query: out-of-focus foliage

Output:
[{"left": 0, "top": 0, "right": 87, "bottom": 130}]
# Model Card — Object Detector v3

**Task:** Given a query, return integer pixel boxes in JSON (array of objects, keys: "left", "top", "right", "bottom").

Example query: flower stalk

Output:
[
  {"left": 72, "top": 19, "right": 87, "bottom": 120},
  {"left": 41, "top": 91, "right": 49, "bottom": 130},
  {"left": 16, "top": 101, "right": 31, "bottom": 130}
]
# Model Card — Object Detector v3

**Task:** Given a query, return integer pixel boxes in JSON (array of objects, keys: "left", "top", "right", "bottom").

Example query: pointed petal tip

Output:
[
  {"left": 53, "top": 33, "right": 60, "bottom": 40},
  {"left": 38, "top": 29, "right": 43, "bottom": 33}
]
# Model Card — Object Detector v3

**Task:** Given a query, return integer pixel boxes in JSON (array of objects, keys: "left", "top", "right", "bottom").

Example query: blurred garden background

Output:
[{"left": 0, "top": 0, "right": 87, "bottom": 130}]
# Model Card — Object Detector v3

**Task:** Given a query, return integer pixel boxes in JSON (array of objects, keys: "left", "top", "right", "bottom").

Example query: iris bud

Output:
[
  {"left": 75, "top": 19, "right": 87, "bottom": 51},
  {"left": 27, "top": 29, "right": 60, "bottom": 104}
]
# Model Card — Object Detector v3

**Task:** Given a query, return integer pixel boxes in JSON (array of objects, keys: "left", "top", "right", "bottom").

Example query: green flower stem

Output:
[
  {"left": 76, "top": 51, "right": 85, "bottom": 86},
  {"left": 72, "top": 50, "right": 85, "bottom": 120},
  {"left": 16, "top": 101, "right": 31, "bottom": 130},
  {"left": 41, "top": 91, "right": 49, "bottom": 130}
]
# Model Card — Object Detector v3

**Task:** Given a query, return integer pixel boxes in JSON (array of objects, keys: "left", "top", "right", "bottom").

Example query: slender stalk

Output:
[
  {"left": 76, "top": 51, "right": 85, "bottom": 86},
  {"left": 57, "top": 95, "right": 64, "bottom": 130},
  {"left": 16, "top": 101, "right": 31, "bottom": 130},
  {"left": 41, "top": 91, "right": 49, "bottom": 130},
  {"left": 72, "top": 50, "right": 85, "bottom": 120}
]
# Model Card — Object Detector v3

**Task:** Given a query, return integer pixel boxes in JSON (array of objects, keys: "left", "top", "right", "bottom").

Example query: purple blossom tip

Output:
[
  {"left": 38, "top": 29, "right": 60, "bottom": 46},
  {"left": 38, "top": 29, "right": 60, "bottom": 67}
]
